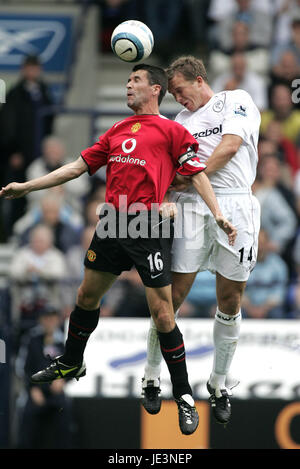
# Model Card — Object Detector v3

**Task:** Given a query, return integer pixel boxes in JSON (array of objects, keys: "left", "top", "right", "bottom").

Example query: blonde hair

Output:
[{"left": 166, "top": 56, "right": 208, "bottom": 83}]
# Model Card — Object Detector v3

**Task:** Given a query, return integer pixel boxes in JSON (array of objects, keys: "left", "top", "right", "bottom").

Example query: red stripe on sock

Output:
[
  {"left": 161, "top": 343, "right": 184, "bottom": 353},
  {"left": 69, "top": 319, "right": 94, "bottom": 332},
  {"left": 68, "top": 330, "right": 88, "bottom": 341},
  {"left": 165, "top": 357, "right": 186, "bottom": 364}
]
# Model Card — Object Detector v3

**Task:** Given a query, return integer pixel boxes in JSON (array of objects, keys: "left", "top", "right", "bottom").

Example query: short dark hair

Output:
[
  {"left": 132, "top": 64, "right": 167, "bottom": 104},
  {"left": 166, "top": 56, "right": 208, "bottom": 83},
  {"left": 22, "top": 54, "right": 41, "bottom": 67}
]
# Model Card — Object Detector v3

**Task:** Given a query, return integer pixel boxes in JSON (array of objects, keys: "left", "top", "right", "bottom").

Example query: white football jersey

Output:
[{"left": 175, "top": 89, "right": 261, "bottom": 190}]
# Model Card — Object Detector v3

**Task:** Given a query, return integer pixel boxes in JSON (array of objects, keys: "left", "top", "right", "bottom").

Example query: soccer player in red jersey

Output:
[{"left": 0, "top": 64, "right": 236, "bottom": 435}]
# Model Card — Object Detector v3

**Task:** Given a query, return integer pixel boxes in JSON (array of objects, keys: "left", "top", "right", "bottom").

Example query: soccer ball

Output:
[{"left": 111, "top": 20, "right": 154, "bottom": 63}]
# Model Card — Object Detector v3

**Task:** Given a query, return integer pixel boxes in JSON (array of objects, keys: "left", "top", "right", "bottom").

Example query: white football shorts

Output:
[{"left": 169, "top": 188, "right": 261, "bottom": 282}]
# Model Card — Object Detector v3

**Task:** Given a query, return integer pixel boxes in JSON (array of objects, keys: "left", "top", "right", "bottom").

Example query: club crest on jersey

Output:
[
  {"left": 213, "top": 99, "right": 224, "bottom": 112},
  {"left": 87, "top": 250, "right": 96, "bottom": 262},
  {"left": 131, "top": 122, "right": 141, "bottom": 133},
  {"left": 234, "top": 103, "right": 247, "bottom": 117}
]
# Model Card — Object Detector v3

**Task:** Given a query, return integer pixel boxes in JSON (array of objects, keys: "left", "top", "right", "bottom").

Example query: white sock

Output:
[
  {"left": 144, "top": 309, "right": 180, "bottom": 380},
  {"left": 144, "top": 317, "right": 162, "bottom": 380},
  {"left": 209, "top": 307, "right": 241, "bottom": 390}
]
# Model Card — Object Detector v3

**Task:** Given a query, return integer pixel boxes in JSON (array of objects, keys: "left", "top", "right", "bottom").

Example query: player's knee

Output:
[
  {"left": 151, "top": 304, "right": 175, "bottom": 332},
  {"left": 77, "top": 284, "right": 100, "bottom": 310},
  {"left": 218, "top": 291, "right": 241, "bottom": 315}
]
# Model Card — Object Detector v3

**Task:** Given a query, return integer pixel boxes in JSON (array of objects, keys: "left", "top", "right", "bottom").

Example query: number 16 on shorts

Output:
[{"left": 147, "top": 251, "right": 164, "bottom": 278}]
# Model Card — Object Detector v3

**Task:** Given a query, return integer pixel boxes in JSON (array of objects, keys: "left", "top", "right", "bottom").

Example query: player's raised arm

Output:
[
  {"left": 191, "top": 170, "right": 237, "bottom": 246},
  {"left": 0, "top": 156, "right": 88, "bottom": 199}
]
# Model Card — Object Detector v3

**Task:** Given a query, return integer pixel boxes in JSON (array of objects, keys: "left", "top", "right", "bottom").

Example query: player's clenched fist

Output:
[{"left": 0, "top": 182, "right": 29, "bottom": 199}]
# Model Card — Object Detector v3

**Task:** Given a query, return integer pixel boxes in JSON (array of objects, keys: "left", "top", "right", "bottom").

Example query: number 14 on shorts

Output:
[{"left": 238, "top": 246, "right": 253, "bottom": 264}]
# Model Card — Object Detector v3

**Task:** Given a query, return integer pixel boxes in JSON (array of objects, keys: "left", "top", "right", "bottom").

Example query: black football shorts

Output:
[{"left": 84, "top": 212, "right": 174, "bottom": 288}]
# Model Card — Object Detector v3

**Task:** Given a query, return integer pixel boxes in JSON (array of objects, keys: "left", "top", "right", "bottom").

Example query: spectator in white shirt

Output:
[
  {"left": 9, "top": 224, "right": 67, "bottom": 324},
  {"left": 211, "top": 52, "right": 268, "bottom": 110}
]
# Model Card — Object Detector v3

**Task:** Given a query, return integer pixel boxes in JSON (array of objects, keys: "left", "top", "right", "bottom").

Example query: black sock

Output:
[
  {"left": 61, "top": 305, "right": 100, "bottom": 366},
  {"left": 158, "top": 324, "right": 192, "bottom": 400}
]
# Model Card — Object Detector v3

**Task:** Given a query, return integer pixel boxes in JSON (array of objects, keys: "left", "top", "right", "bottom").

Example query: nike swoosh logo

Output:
[
  {"left": 150, "top": 272, "right": 163, "bottom": 279},
  {"left": 121, "top": 47, "right": 133, "bottom": 55},
  {"left": 172, "top": 352, "right": 185, "bottom": 359},
  {"left": 55, "top": 366, "right": 78, "bottom": 377}
]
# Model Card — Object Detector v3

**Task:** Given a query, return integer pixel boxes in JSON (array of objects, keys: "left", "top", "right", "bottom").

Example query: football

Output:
[{"left": 111, "top": 20, "right": 154, "bottom": 62}]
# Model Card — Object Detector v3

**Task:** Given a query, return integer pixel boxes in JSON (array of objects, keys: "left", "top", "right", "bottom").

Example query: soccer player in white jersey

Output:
[{"left": 141, "top": 56, "right": 261, "bottom": 424}]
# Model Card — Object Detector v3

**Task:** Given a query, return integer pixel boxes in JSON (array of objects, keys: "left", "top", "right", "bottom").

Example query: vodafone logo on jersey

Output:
[
  {"left": 109, "top": 138, "right": 146, "bottom": 166},
  {"left": 122, "top": 138, "right": 137, "bottom": 153}
]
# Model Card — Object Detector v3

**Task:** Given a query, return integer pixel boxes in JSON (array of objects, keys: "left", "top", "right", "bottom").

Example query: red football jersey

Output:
[{"left": 81, "top": 114, "right": 206, "bottom": 210}]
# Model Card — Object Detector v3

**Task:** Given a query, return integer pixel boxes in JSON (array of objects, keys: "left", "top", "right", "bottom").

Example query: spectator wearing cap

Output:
[
  {"left": 0, "top": 55, "right": 54, "bottom": 169},
  {"left": 0, "top": 55, "right": 55, "bottom": 238},
  {"left": 15, "top": 305, "right": 72, "bottom": 448}
]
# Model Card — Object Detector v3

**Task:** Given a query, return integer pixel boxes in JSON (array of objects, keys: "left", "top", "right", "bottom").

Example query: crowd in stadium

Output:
[{"left": 0, "top": 0, "right": 300, "bottom": 348}]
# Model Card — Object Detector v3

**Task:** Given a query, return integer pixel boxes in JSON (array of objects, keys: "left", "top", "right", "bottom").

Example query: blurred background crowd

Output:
[{"left": 0, "top": 0, "right": 300, "bottom": 349}]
